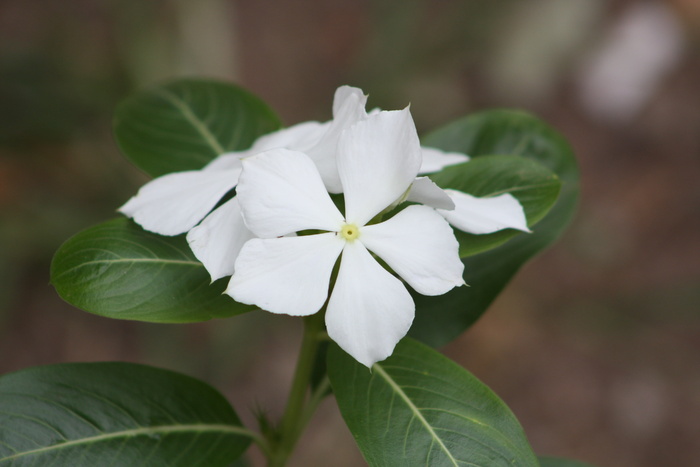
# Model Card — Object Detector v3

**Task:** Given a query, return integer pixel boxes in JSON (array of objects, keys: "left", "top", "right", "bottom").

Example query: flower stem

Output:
[{"left": 267, "top": 311, "right": 326, "bottom": 467}]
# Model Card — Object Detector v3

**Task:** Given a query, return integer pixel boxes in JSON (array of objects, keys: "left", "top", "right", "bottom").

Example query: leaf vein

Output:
[
  {"left": 374, "top": 364, "right": 459, "bottom": 467},
  {"left": 154, "top": 87, "right": 225, "bottom": 155},
  {"left": 0, "top": 424, "right": 252, "bottom": 462}
]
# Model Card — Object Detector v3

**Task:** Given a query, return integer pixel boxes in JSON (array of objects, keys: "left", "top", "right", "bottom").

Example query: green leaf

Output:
[
  {"left": 411, "top": 110, "right": 579, "bottom": 346},
  {"left": 428, "top": 154, "right": 561, "bottom": 257},
  {"left": 51, "top": 218, "right": 253, "bottom": 322},
  {"left": 539, "top": 457, "right": 597, "bottom": 467},
  {"left": 0, "top": 362, "right": 252, "bottom": 466},
  {"left": 114, "top": 78, "right": 281, "bottom": 177},
  {"left": 328, "top": 338, "right": 539, "bottom": 467}
]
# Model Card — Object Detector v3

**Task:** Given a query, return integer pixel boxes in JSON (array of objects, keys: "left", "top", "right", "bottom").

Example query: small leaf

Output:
[
  {"left": 51, "top": 218, "right": 252, "bottom": 322},
  {"left": 114, "top": 78, "right": 281, "bottom": 177},
  {"left": 429, "top": 154, "right": 560, "bottom": 257},
  {"left": 328, "top": 338, "right": 539, "bottom": 467},
  {"left": 539, "top": 457, "right": 597, "bottom": 467},
  {"left": 411, "top": 110, "right": 579, "bottom": 346},
  {"left": 0, "top": 362, "right": 252, "bottom": 466}
]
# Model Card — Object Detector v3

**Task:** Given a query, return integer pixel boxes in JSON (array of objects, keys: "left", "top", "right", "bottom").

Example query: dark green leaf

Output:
[
  {"left": 51, "top": 218, "right": 253, "bottom": 322},
  {"left": 423, "top": 110, "right": 578, "bottom": 183},
  {"left": 0, "top": 362, "right": 251, "bottom": 466},
  {"left": 428, "top": 154, "right": 560, "bottom": 257},
  {"left": 328, "top": 338, "right": 539, "bottom": 467},
  {"left": 539, "top": 457, "right": 597, "bottom": 467},
  {"left": 411, "top": 110, "right": 579, "bottom": 346},
  {"left": 114, "top": 78, "right": 281, "bottom": 177}
]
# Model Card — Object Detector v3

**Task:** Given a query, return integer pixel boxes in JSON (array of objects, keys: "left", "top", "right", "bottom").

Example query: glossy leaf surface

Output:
[
  {"left": 114, "top": 78, "right": 281, "bottom": 177},
  {"left": 0, "top": 362, "right": 251, "bottom": 466},
  {"left": 328, "top": 338, "right": 539, "bottom": 467},
  {"left": 51, "top": 218, "right": 253, "bottom": 322}
]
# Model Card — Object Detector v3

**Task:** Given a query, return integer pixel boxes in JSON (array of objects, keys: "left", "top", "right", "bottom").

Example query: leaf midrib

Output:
[
  {"left": 373, "top": 364, "right": 459, "bottom": 466},
  {"left": 55, "top": 258, "right": 202, "bottom": 280},
  {"left": 154, "top": 88, "right": 226, "bottom": 155},
  {"left": 0, "top": 423, "right": 252, "bottom": 462},
  {"left": 485, "top": 179, "right": 559, "bottom": 197}
]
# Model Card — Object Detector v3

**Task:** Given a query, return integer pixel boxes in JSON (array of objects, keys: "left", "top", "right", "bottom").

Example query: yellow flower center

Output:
[{"left": 340, "top": 223, "right": 360, "bottom": 241}]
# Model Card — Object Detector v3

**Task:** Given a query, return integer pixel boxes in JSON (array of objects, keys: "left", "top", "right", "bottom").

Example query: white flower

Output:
[
  {"left": 228, "top": 109, "right": 465, "bottom": 367},
  {"left": 119, "top": 83, "right": 524, "bottom": 286}
]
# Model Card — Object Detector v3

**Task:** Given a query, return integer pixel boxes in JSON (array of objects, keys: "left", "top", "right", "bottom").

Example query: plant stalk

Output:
[{"left": 267, "top": 311, "right": 325, "bottom": 467}]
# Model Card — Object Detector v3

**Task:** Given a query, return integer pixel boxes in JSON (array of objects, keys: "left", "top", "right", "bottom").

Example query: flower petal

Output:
[
  {"left": 332, "top": 86, "right": 367, "bottom": 117},
  {"left": 325, "top": 240, "right": 414, "bottom": 368},
  {"left": 405, "top": 177, "right": 455, "bottom": 210},
  {"left": 227, "top": 233, "right": 344, "bottom": 316},
  {"left": 361, "top": 205, "right": 465, "bottom": 296},
  {"left": 186, "top": 197, "right": 254, "bottom": 282},
  {"left": 251, "top": 120, "right": 329, "bottom": 153},
  {"left": 119, "top": 169, "right": 240, "bottom": 236},
  {"left": 203, "top": 152, "right": 246, "bottom": 172},
  {"left": 204, "top": 122, "right": 329, "bottom": 173},
  {"left": 419, "top": 147, "right": 470, "bottom": 174},
  {"left": 439, "top": 190, "right": 531, "bottom": 234},
  {"left": 338, "top": 108, "right": 422, "bottom": 226},
  {"left": 236, "top": 149, "right": 345, "bottom": 238},
  {"left": 307, "top": 87, "right": 368, "bottom": 193}
]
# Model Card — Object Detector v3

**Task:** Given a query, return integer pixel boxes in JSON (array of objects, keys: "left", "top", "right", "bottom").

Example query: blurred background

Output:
[{"left": 1, "top": 0, "right": 699, "bottom": 466}]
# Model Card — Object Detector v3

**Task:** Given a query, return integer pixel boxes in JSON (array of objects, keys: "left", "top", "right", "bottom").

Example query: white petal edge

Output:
[
  {"left": 250, "top": 120, "right": 329, "bottom": 154},
  {"left": 325, "top": 240, "right": 415, "bottom": 368},
  {"left": 338, "top": 108, "right": 422, "bottom": 226},
  {"left": 236, "top": 149, "right": 345, "bottom": 238},
  {"left": 203, "top": 152, "right": 246, "bottom": 172},
  {"left": 405, "top": 177, "right": 455, "bottom": 210},
  {"left": 227, "top": 233, "right": 344, "bottom": 316},
  {"left": 332, "top": 86, "right": 367, "bottom": 118},
  {"left": 307, "top": 87, "right": 369, "bottom": 193},
  {"left": 119, "top": 169, "right": 240, "bottom": 236},
  {"left": 186, "top": 197, "right": 254, "bottom": 282},
  {"left": 419, "top": 147, "right": 470, "bottom": 174},
  {"left": 361, "top": 205, "right": 465, "bottom": 296},
  {"left": 439, "top": 190, "right": 531, "bottom": 235},
  {"left": 204, "top": 121, "right": 330, "bottom": 173}
]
